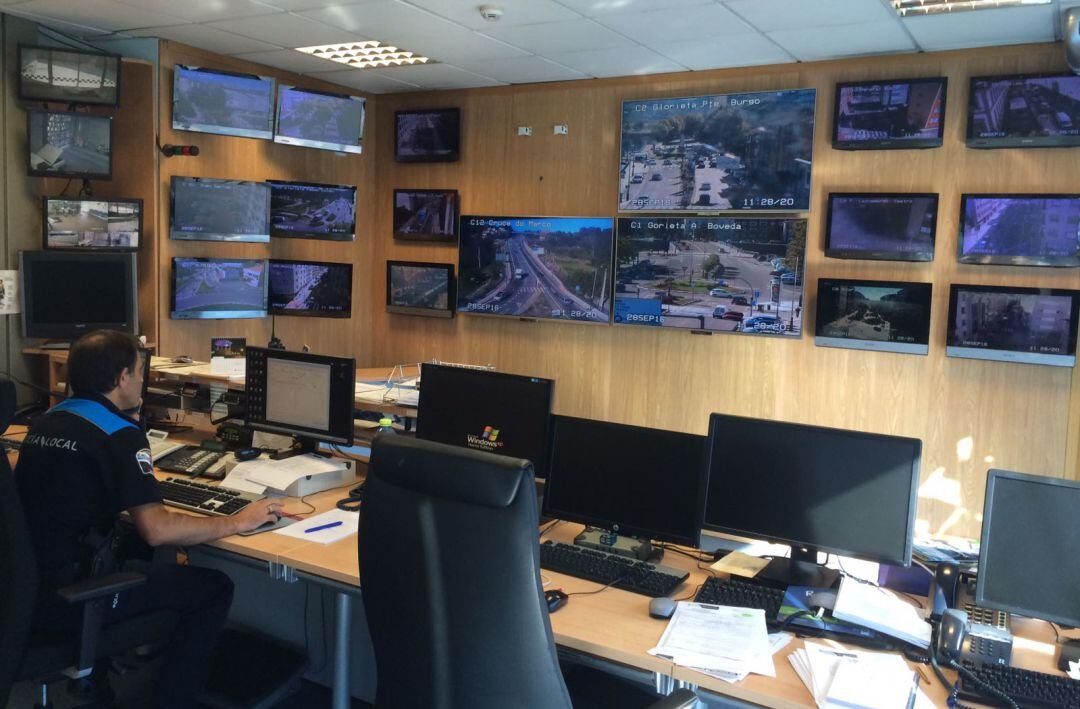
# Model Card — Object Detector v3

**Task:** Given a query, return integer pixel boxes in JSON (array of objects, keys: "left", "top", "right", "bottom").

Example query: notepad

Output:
[{"left": 274, "top": 508, "right": 358, "bottom": 544}]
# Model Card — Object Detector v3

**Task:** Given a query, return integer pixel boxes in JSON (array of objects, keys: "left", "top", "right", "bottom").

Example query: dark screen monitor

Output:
[
  {"left": 703, "top": 414, "right": 921, "bottom": 587},
  {"left": 833, "top": 77, "right": 946, "bottom": 150},
  {"left": 975, "top": 469, "right": 1080, "bottom": 627},
  {"left": 43, "top": 197, "right": 141, "bottom": 250},
  {"left": 386, "top": 261, "right": 454, "bottom": 318},
  {"left": 395, "top": 108, "right": 460, "bottom": 162},
  {"left": 27, "top": 110, "right": 112, "bottom": 180},
  {"left": 946, "top": 284, "right": 1079, "bottom": 367},
  {"left": 268, "top": 180, "right": 356, "bottom": 241},
  {"left": 543, "top": 415, "right": 706, "bottom": 547},
  {"left": 275, "top": 85, "right": 365, "bottom": 154},
  {"left": 416, "top": 363, "right": 553, "bottom": 478},
  {"left": 19, "top": 45, "right": 121, "bottom": 106},
  {"left": 20, "top": 250, "right": 137, "bottom": 340},
  {"left": 825, "top": 193, "right": 938, "bottom": 261},
  {"left": 268, "top": 259, "right": 352, "bottom": 318},
  {"left": 172, "top": 64, "right": 274, "bottom": 140},
  {"left": 171, "top": 257, "right": 268, "bottom": 320},
  {"left": 815, "top": 278, "right": 932, "bottom": 356},
  {"left": 958, "top": 194, "right": 1080, "bottom": 267},
  {"left": 968, "top": 73, "right": 1080, "bottom": 148},
  {"left": 170, "top": 176, "right": 270, "bottom": 242}
]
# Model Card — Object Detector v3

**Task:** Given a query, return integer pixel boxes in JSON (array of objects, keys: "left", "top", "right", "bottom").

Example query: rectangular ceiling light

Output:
[
  {"left": 892, "top": 0, "right": 1050, "bottom": 16},
  {"left": 296, "top": 42, "right": 431, "bottom": 69}
]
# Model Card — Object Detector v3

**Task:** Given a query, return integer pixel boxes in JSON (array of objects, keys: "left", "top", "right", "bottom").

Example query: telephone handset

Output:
[
  {"left": 934, "top": 607, "right": 1013, "bottom": 669},
  {"left": 935, "top": 608, "right": 968, "bottom": 663}
]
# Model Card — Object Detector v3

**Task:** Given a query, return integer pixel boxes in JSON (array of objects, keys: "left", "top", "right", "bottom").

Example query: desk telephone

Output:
[{"left": 930, "top": 563, "right": 1013, "bottom": 669}]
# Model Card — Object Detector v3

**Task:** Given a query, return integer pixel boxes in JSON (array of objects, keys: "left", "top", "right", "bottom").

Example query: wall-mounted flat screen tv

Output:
[
  {"left": 171, "top": 176, "right": 270, "bottom": 242},
  {"left": 19, "top": 45, "right": 120, "bottom": 106},
  {"left": 825, "top": 193, "right": 938, "bottom": 262},
  {"left": 172, "top": 64, "right": 274, "bottom": 140},
  {"left": 833, "top": 78, "right": 946, "bottom": 150},
  {"left": 268, "top": 259, "right": 352, "bottom": 318},
  {"left": 27, "top": 110, "right": 112, "bottom": 180},
  {"left": 968, "top": 73, "right": 1080, "bottom": 148},
  {"left": 395, "top": 108, "right": 460, "bottom": 162},
  {"left": 386, "top": 261, "right": 455, "bottom": 318},
  {"left": 816, "top": 278, "right": 932, "bottom": 355},
  {"left": 43, "top": 197, "right": 141, "bottom": 250},
  {"left": 274, "top": 85, "right": 365, "bottom": 154},
  {"left": 958, "top": 194, "right": 1080, "bottom": 267},
  {"left": 457, "top": 215, "right": 613, "bottom": 323},
  {"left": 613, "top": 217, "right": 807, "bottom": 336},
  {"left": 618, "top": 88, "right": 816, "bottom": 212},
  {"left": 268, "top": 180, "right": 356, "bottom": 241},
  {"left": 393, "top": 188, "right": 458, "bottom": 241},
  {"left": 21, "top": 250, "right": 137, "bottom": 340},
  {"left": 946, "top": 284, "right": 1079, "bottom": 367},
  {"left": 171, "top": 257, "right": 268, "bottom": 320}
]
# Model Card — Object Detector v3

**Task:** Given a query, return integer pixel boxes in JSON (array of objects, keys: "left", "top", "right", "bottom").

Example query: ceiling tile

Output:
[
  {"left": 307, "top": 67, "right": 422, "bottom": 92},
  {"left": 234, "top": 48, "right": 351, "bottom": 72},
  {"left": 768, "top": 19, "right": 916, "bottom": 61},
  {"left": 130, "top": 23, "right": 283, "bottom": 54},
  {"left": 595, "top": 4, "right": 751, "bottom": 43},
  {"left": 255, "top": 0, "right": 355, "bottom": 9},
  {"left": 901, "top": 4, "right": 1055, "bottom": 51},
  {"left": 366, "top": 62, "right": 505, "bottom": 89},
  {"left": 7, "top": 0, "right": 188, "bottom": 31},
  {"left": 546, "top": 45, "right": 685, "bottom": 78},
  {"left": 208, "top": 11, "right": 367, "bottom": 47},
  {"left": 454, "top": 54, "right": 588, "bottom": 84},
  {"left": 478, "top": 18, "right": 634, "bottom": 54},
  {"left": 406, "top": 0, "right": 581, "bottom": 29},
  {"left": 556, "top": 0, "right": 714, "bottom": 17},
  {"left": 722, "top": 0, "right": 896, "bottom": 33},
  {"left": 2, "top": 10, "right": 113, "bottom": 35},
  {"left": 115, "top": 0, "right": 274, "bottom": 22},
  {"left": 656, "top": 33, "right": 794, "bottom": 70}
]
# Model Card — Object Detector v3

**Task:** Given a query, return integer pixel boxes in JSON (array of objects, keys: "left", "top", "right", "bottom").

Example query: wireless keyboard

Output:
[
  {"left": 693, "top": 576, "right": 786, "bottom": 622},
  {"left": 539, "top": 540, "right": 687, "bottom": 597},
  {"left": 957, "top": 661, "right": 1080, "bottom": 708},
  {"left": 158, "top": 477, "right": 259, "bottom": 516}
]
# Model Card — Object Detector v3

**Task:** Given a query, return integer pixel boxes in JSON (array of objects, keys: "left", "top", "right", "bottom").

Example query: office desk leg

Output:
[{"left": 332, "top": 592, "right": 352, "bottom": 709}]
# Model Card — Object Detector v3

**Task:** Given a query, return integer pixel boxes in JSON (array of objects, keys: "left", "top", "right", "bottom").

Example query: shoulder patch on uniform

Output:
[{"left": 136, "top": 448, "right": 154, "bottom": 475}]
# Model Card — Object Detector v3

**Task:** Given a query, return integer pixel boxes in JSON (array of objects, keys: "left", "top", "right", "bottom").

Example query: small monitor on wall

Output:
[
  {"left": 968, "top": 73, "right": 1080, "bottom": 148},
  {"left": 274, "top": 85, "right": 365, "bottom": 154},
  {"left": 958, "top": 194, "right": 1080, "bottom": 267},
  {"left": 386, "top": 261, "right": 455, "bottom": 318},
  {"left": 268, "top": 180, "right": 356, "bottom": 241},
  {"left": 395, "top": 108, "right": 460, "bottom": 162},
  {"left": 833, "top": 77, "right": 946, "bottom": 150},
  {"left": 172, "top": 64, "right": 274, "bottom": 140},
  {"left": 19, "top": 45, "right": 121, "bottom": 106},
  {"left": 20, "top": 250, "right": 137, "bottom": 340},
  {"left": 27, "top": 110, "right": 112, "bottom": 180},
  {"left": 946, "top": 284, "right": 1080, "bottom": 367},
  {"left": 171, "top": 176, "right": 271, "bottom": 242},
  {"left": 815, "top": 278, "right": 932, "bottom": 356},
  {"left": 825, "top": 193, "right": 938, "bottom": 262},
  {"left": 171, "top": 257, "right": 268, "bottom": 320},
  {"left": 43, "top": 197, "right": 141, "bottom": 250},
  {"left": 268, "top": 259, "right": 352, "bottom": 318},
  {"left": 393, "top": 189, "right": 458, "bottom": 242}
]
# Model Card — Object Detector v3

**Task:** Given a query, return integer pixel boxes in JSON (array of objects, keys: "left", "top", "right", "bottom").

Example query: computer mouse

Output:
[
  {"left": 649, "top": 597, "right": 677, "bottom": 619},
  {"left": 234, "top": 447, "right": 261, "bottom": 461},
  {"left": 807, "top": 590, "right": 837, "bottom": 611},
  {"left": 545, "top": 589, "right": 568, "bottom": 613},
  {"left": 171, "top": 355, "right": 192, "bottom": 364}
]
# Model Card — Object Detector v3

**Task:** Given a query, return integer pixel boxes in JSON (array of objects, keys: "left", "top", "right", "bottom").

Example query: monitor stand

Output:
[
  {"left": 269, "top": 435, "right": 331, "bottom": 460},
  {"left": 574, "top": 527, "right": 662, "bottom": 563},
  {"left": 757, "top": 546, "right": 839, "bottom": 590}
]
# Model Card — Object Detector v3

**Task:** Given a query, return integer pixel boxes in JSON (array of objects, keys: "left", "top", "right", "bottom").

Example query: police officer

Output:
[{"left": 16, "top": 330, "right": 282, "bottom": 708}]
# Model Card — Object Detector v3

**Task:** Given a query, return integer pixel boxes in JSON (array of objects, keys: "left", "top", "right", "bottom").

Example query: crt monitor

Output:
[
  {"left": 975, "top": 469, "right": 1080, "bottom": 628},
  {"left": 20, "top": 250, "right": 137, "bottom": 341},
  {"left": 703, "top": 414, "right": 921, "bottom": 588},
  {"left": 415, "top": 363, "right": 554, "bottom": 478},
  {"left": 543, "top": 415, "right": 706, "bottom": 549}
]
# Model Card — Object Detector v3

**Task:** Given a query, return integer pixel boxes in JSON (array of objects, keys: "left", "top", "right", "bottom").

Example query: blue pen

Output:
[{"left": 304, "top": 520, "right": 344, "bottom": 534}]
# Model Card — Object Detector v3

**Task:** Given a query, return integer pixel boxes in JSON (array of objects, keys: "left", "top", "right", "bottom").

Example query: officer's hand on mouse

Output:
[{"left": 233, "top": 499, "right": 284, "bottom": 533}]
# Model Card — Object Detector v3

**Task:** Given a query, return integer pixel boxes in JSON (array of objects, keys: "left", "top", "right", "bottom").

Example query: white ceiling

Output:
[{"left": 2, "top": 0, "right": 1078, "bottom": 93}]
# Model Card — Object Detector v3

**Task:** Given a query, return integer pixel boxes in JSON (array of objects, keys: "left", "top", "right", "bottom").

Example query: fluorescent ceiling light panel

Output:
[
  {"left": 892, "top": 0, "right": 1050, "bottom": 16},
  {"left": 296, "top": 42, "right": 432, "bottom": 69}
]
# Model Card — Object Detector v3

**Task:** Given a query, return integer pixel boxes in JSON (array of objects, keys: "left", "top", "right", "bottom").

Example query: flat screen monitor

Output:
[
  {"left": 833, "top": 77, "right": 946, "bottom": 150},
  {"left": 171, "top": 257, "right": 268, "bottom": 320},
  {"left": 170, "top": 176, "right": 270, "bottom": 242},
  {"left": 968, "top": 73, "right": 1080, "bottom": 148},
  {"left": 703, "top": 414, "right": 921, "bottom": 587},
  {"left": 19, "top": 45, "right": 120, "bottom": 106},
  {"left": 274, "top": 85, "right": 365, "bottom": 154},
  {"left": 958, "top": 194, "right": 1080, "bottom": 267},
  {"left": 27, "top": 110, "right": 112, "bottom": 180},
  {"left": 268, "top": 259, "right": 352, "bottom": 318},
  {"left": 386, "top": 261, "right": 454, "bottom": 318},
  {"left": 543, "top": 415, "right": 706, "bottom": 547},
  {"left": 946, "top": 284, "right": 1079, "bottom": 367},
  {"left": 457, "top": 215, "right": 613, "bottom": 323},
  {"left": 613, "top": 216, "right": 806, "bottom": 335},
  {"left": 245, "top": 347, "right": 356, "bottom": 450},
  {"left": 20, "top": 250, "right": 137, "bottom": 340},
  {"left": 825, "top": 193, "right": 938, "bottom": 262},
  {"left": 395, "top": 108, "right": 460, "bottom": 162},
  {"left": 392, "top": 188, "right": 458, "bottom": 242},
  {"left": 975, "top": 469, "right": 1080, "bottom": 627},
  {"left": 172, "top": 64, "right": 274, "bottom": 140},
  {"left": 618, "top": 88, "right": 816, "bottom": 212},
  {"left": 268, "top": 180, "right": 356, "bottom": 241},
  {"left": 42, "top": 197, "right": 141, "bottom": 250},
  {"left": 416, "top": 363, "right": 553, "bottom": 478},
  {"left": 815, "top": 278, "right": 932, "bottom": 355}
]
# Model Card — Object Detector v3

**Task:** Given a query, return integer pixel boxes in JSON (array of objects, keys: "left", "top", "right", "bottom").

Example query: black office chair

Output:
[{"left": 359, "top": 435, "right": 698, "bottom": 709}]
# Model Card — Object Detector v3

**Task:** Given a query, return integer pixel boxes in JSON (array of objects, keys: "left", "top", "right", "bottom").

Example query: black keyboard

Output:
[
  {"left": 539, "top": 540, "right": 688, "bottom": 597},
  {"left": 156, "top": 445, "right": 225, "bottom": 476},
  {"left": 158, "top": 477, "right": 259, "bottom": 516},
  {"left": 957, "top": 662, "right": 1080, "bottom": 708},
  {"left": 693, "top": 577, "right": 786, "bottom": 622}
]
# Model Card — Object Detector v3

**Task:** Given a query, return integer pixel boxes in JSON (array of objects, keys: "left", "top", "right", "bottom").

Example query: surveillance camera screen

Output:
[
  {"left": 619, "top": 88, "right": 816, "bottom": 212},
  {"left": 268, "top": 260, "right": 352, "bottom": 318},
  {"left": 172, "top": 257, "right": 268, "bottom": 320},
  {"left": 959, "top": 195, "right": 1080, "bottom": 267},
  {"left": 27, "top": 110, "right": 112, "bottom": 180},
  {"left": 825, "top": 193, "right": 938, "bottom": 261},
  {"left": 395, "top": 108, "right": 460, "bottom": 162},
  {"left": 457, "top": 216, "right": 613, "bottom": 323},
  {"left": 44, "top": 198, "right": 140, "bottom": 250},
  {"left": 19, "top": 45, "right": 120, "bottom": 106},
  {"left": 274, "top": 85, "right": 365, "bottom": 154},
  {"left": 833, "top": 78, "right": 946, "bottom": 149},
  {"left": 170, "top": 177, "right": 270, "bottom": 242},
  {"left": 387, "top": 261, "right": 454, "bottom": 317},
  {"left": 613, "top": 217, "right": 806, "bottom": 336},
  {"left": 968, "top": 73, "right": 1080, "bottom": 148},
  {"left": 172, "top": 64, "right": 274, "bottom": 140},
  {"left": 816, "top": 279, "right": 932, "bottom": 355},
  {"left": 268, "top": 180, "right": 356, "bottom": 241},
  {"left": 393, "top": 189, "right": 457, "bottom": 241}
]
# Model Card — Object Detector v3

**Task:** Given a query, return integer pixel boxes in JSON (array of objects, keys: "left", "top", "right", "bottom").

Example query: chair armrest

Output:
[
  {"left": 56, "top": 571, "right": 147, "bottom": 604},
  {"left": 646, "top": 688, "right": 698, "bottom": 709}
]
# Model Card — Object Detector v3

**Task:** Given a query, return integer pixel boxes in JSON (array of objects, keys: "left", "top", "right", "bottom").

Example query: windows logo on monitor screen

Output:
[{"left": 467, "top": 425, "right": 503, "bottom": 451}]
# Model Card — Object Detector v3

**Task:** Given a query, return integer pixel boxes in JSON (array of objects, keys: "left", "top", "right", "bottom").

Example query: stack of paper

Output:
[
  {"left": 789, "top": 641, "right": 932, "bottom": 709},
  {"left": 235, "top": 454, "right": 350, "bottom": 492},
  {"left": 648, "top": 602, "right": 776, "bottom": 682},
  {"left": 832, "top": 577, "right": 932, "bottom": 648}
]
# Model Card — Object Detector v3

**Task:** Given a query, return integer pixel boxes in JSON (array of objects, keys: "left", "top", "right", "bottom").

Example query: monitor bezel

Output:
[
  {"left": 824, "top": 192, "right": 939, "bottom": 262},
  {"left": 169, "top": 256, "right": 269, "bottom": 320},
  {"left": 957, "top": 193, "right": 1080, "bottom": 267},
  {"left": 171, "top": 64, "right": 274, "bottom": 141},
  {"left": 41, "top": 196, "right": 143, "bottom": 252},
  {"left": 814, "top": 277, "right": 933, "bottom": 356},
  {"left": 385, "top": 260, "right": 455, "bottom": 318},
  {"left": 392, "top": 188, "right": 459, "bottom": 242},
  {"left": 18, "top": 44, "right": 122, "bottom": 107},
  {"left": 19, "top": 250, "right": 138, "bottom": 340},
  {"left": 273, "top": 84, "right": 365, "bottom": 154},
  {"left": 267, "top": 179, "right": 357, "bottom": 241},
  {"left": 394, "top": 107, "right": 461, "bottom": 163},
  {"left": 26, "top": 109, "right": 113, "bottom": 180},
  {"left": 967, "top": 72, "right": 1080, "bottom": 149},
  {"left": 267, "top": 258, "right": 353, "bottom": 319},
  {"left": 831, "top": 77, "right": 948, "bottom": 150},
  {"left": 169, "top": 176, "right": 271, "bottom": 243}
]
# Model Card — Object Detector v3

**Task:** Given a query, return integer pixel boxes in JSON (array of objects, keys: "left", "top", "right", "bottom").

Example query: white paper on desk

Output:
[
  {"left": 240, "top": 454, "right": 349, "bottom": 491},
  {"left": 1068, "top": 660, "right": 1079, "bottom": 681},
  {"left": 273, "top": 508, "right": 358, "bottom": 544},
  {"left": 220, "top": 467, "right": 267, "bottom": 495},
  {"left": 210, "top": 356, "right": 245, "bottom": 377},
  {"left": 824, "top": 658, "right": 919, "bottom": 709},
  {"left": 832, "top": 577, "right": 932, "bottom": 649},
  {"left": 649, "top": 602, "right": 773, "bottom": 676},
  {"left": 692, "top": 632, "right": 792, "bottom": 684}
]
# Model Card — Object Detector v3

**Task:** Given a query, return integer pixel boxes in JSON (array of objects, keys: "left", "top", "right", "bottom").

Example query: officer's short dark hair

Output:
[{"left": 68, "top": 330, "right": 141, "bottom": 396}]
